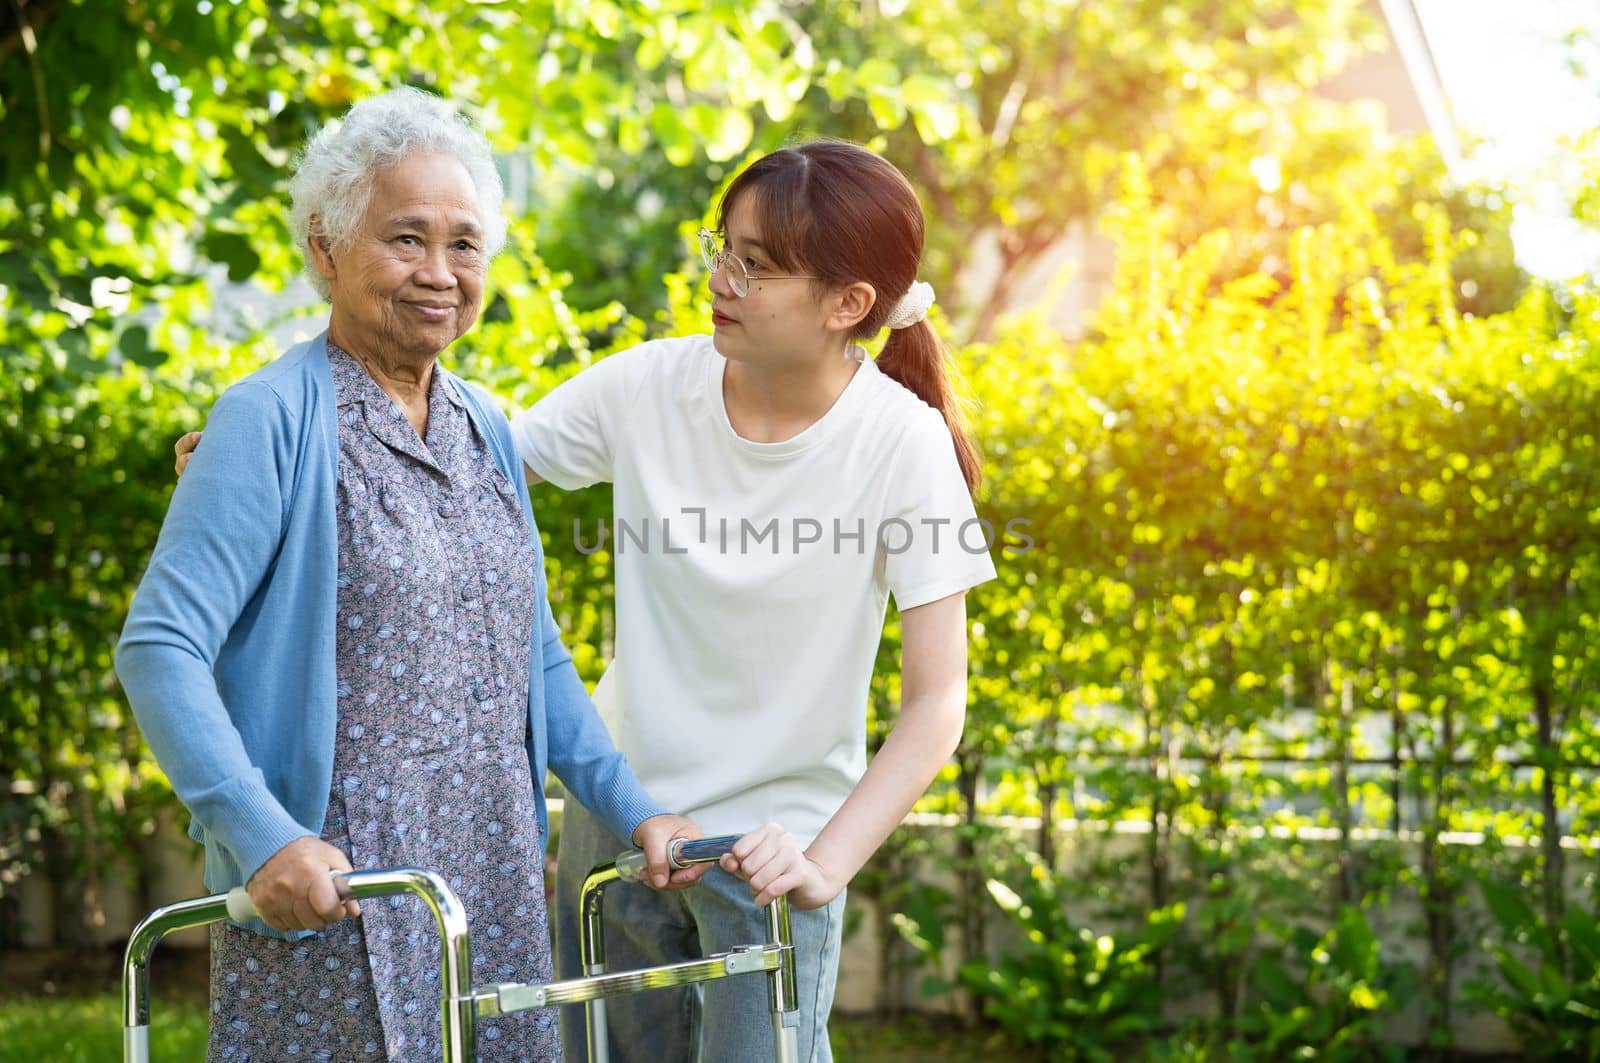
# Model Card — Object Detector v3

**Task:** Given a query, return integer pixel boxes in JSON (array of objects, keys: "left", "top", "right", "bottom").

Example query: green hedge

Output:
[{"left": 875, "top": 164, "right": 1600, "bottom": 1058}]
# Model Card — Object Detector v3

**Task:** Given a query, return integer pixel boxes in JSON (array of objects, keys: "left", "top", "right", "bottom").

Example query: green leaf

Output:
[
  {"left": 1331, "top": 906, "right": 1379, "bottom": 977},
  {"left": 1492, "top": 946, "right": 1544, "bottom": 1003},
  {"left": 56, "top": 272, "right": 95, "bottom": 307},
  {"left": 865, "top": 89, "right": 905, "bottom": 131},
  {"left": 854, "top": 57, "right": 900, "bottom": 92},
  {"left": 636, "top": 37, "right": 666, "bottom": 72},
  {"left": 221, "top": 129, "right": 279, "bottom": 190},
  {"left": 889, "top": 910, "right": 938, "bottom": 956},
  {"left": 902, "top": 75, "right": 961, "bottom": 143},
  {"left": 1561, "top": 907, "right": 1600, "bottom": 968},
  {"left": 617, "top": 115, "right": 648, "bottom": 156},
  {"left": 117, "top": 324, "right": 166, "bottom": 368},
  {"left": 1251, "top": 955, "right": 1299, "bottom": 1008},
  {"left": 56, "top": 327, "right": 94, "bottom": 373},
  {"left": 587, "top": 0, "right": 620, "bottom": 39},
  {"left": 1565, "top": 999, "right": 1600, "bottom": 1021},
  {"left": 1540, "top": 961, "right": 1573, "bottom": 1002},
  {"left": 985, "top": 878, "right": 1023, "bottom": 913},
  {"left": 1348, "top": 983, "right": 1383, "bottom": 1010},
  {"left": 759, "top": 71, "right": 809, "bottom": 123},
  {"left": 200, "top": 230, "right": 261, "bottom": 284},
  {"left": 1478, "top": 876, "right": 1539, "bottom": 938},
  {"left": 649, "top": 107, "right": 695, "bottom": 168},
  {"left": 704, "top": 108, "right": 752, "bottom": 163},
  {"left": 901, "top": 890, "right": 947, "bottom": 954},
  {"left": 0, "top": 251, "right": 30, "bottom": 288},
  {"left": 911, "top": 102, "right": 960, "bottom": 144}
]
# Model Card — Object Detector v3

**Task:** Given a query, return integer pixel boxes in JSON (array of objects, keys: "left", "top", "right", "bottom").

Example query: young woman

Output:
[
  {"left": 513, "top": 141, "right": 994, "bottom": 1062},
  {"left": 177, "top": 140, "right": 993, "bottom": 1062}
]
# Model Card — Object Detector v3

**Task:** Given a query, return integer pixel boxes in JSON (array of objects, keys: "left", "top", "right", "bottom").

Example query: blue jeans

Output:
[{"left": 553, "top": 798, "right": 844, "bottom": 1063}]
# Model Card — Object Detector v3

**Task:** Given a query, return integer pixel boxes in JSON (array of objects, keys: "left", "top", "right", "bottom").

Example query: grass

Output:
[
  {"left": 0, "top": 993, "right": 1029, "bottom": 1062},
  {"left": 0, "top": 994, "right": 210, "bottom": 1062},
  {"left": 830, "top": 1012, "right": 1035, "bottom": 1062}
]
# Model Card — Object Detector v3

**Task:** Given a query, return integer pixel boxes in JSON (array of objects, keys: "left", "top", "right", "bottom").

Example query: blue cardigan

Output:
[{"left": 116, "top": 332, "right": 664, "bottom": 929}]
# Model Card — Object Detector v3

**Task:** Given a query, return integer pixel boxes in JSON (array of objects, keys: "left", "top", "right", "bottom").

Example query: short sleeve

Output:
[
  {"left": 509, "top": 347, "right": 641, "bottom": 490},
  {"left": 882, "top": 411, "right": 998, "bottom": 610}
]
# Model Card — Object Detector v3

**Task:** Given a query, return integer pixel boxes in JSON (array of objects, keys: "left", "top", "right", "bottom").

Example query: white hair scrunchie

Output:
[{"left": 884, "top": 281, "right": 936, "bottom": 330}]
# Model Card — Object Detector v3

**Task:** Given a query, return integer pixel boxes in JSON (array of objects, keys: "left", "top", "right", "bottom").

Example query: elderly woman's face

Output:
[{"left": 314, "top": 151, "right": 488, "bottom": 362}]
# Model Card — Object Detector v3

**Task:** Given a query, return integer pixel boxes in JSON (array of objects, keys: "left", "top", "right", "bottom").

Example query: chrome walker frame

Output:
[{"left": 121, "top": 835, "right": 799, "bottom": 1062}]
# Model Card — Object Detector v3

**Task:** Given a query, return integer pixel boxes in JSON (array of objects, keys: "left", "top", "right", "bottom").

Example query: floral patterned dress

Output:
[{"left": 206, "top": 344, "right": 560, "bottom": 1061}]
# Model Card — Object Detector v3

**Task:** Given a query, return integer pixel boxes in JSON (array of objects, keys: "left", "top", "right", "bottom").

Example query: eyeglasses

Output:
[{"left": 697, "top": 228, "right": 813, "bottom": 298}]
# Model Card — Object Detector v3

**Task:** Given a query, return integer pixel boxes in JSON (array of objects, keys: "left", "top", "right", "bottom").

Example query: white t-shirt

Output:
[{"left": 510, "top": 334, "right": 996, "bottom": 843}]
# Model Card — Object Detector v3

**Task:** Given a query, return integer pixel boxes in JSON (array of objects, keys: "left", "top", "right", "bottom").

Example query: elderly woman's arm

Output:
[{"left": 117, "top": 384, "right": 353, "bottom": 930}]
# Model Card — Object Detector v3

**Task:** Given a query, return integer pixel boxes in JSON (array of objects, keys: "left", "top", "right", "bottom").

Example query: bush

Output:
[
  {"left": 1467, "top": 875, "right": 1600, "bottom": 1061},
  {"left": 957, "top": 849, "right": 1183, "bottom": 1061}
]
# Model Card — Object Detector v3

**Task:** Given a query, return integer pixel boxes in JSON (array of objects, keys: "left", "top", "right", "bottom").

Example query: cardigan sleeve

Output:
[{"left": 115, "top": 381, "right": 313, "bottom": 882}]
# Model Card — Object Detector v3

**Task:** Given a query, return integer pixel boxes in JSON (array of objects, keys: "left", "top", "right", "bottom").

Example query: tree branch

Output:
[
  {"left": 909, "top": 135, "right": 958, "bottom": 230},
  {"left": 0, "top": 0, "right": 58, "bottom": 66},
  {"left": 6, "top": 0, "right": 51, "bottom": 161}
]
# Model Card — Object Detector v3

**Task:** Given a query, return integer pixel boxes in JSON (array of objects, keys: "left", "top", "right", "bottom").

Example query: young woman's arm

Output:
[{"left": 722, "top": 589, "right": 970, "bottom": 909}]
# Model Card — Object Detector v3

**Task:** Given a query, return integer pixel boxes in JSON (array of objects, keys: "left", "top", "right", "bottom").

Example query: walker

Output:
[{"left": 121, "top": 835, "right": 799, "bottom": 1062}]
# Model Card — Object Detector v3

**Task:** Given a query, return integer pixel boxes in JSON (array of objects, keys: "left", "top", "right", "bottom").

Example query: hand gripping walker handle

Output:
[
  {"left": 225, "top": 869, "right": 353, "bottom": 923},
  {"left": 613, "top": 834, "right": 742, "bottom": 882}
]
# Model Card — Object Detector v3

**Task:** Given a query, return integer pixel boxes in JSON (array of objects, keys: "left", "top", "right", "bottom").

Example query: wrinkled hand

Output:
[
  {"left": 720, "top": 822, "right": 840, "bottom": 910},
  {"left": 174, "top": 431, "right": 202, "bottom": 477},
  {"left": 631, "top": 814, "right": 709, "bottom": 891},
  {"left": 246, "top": 836, "right": 360, "bottom": 932}
]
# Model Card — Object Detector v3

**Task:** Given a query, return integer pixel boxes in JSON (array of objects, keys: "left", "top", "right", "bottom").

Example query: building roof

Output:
[{"left": 1320, "top": 0, "right": 1463, "bottom": 169}]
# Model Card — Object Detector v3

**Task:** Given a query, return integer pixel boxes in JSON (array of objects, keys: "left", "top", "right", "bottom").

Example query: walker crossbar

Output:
[{"left": 475, "top": 943, "right": 785, "bottom": 1014}]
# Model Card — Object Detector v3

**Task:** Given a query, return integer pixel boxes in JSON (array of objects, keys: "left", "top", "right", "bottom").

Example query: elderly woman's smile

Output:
[{"left": 312, "top": 150, "right": 488, "bottom": 365}]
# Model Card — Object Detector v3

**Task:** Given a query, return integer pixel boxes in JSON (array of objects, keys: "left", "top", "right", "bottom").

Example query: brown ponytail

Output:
[
  {"left": 875, "top": 320, "right": 982, "bottom": 494},
  {"left": 718, "top": 140, "right": 983, "bottom": 495}
]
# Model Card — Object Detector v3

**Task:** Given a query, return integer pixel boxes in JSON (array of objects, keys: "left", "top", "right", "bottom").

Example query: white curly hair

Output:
[{"left": 288, "top": 87, "right": 508, "bottom": 299}]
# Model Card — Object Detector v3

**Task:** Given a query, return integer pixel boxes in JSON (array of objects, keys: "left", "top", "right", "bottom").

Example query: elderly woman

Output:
[{"left": 115, "top": 87, "right": 700, "bottom": 1061}]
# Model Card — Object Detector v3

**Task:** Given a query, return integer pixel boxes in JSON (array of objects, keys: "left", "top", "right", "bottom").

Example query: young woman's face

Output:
[{"left": 707, "top": 196, "right": 838, "bottom": 367}]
